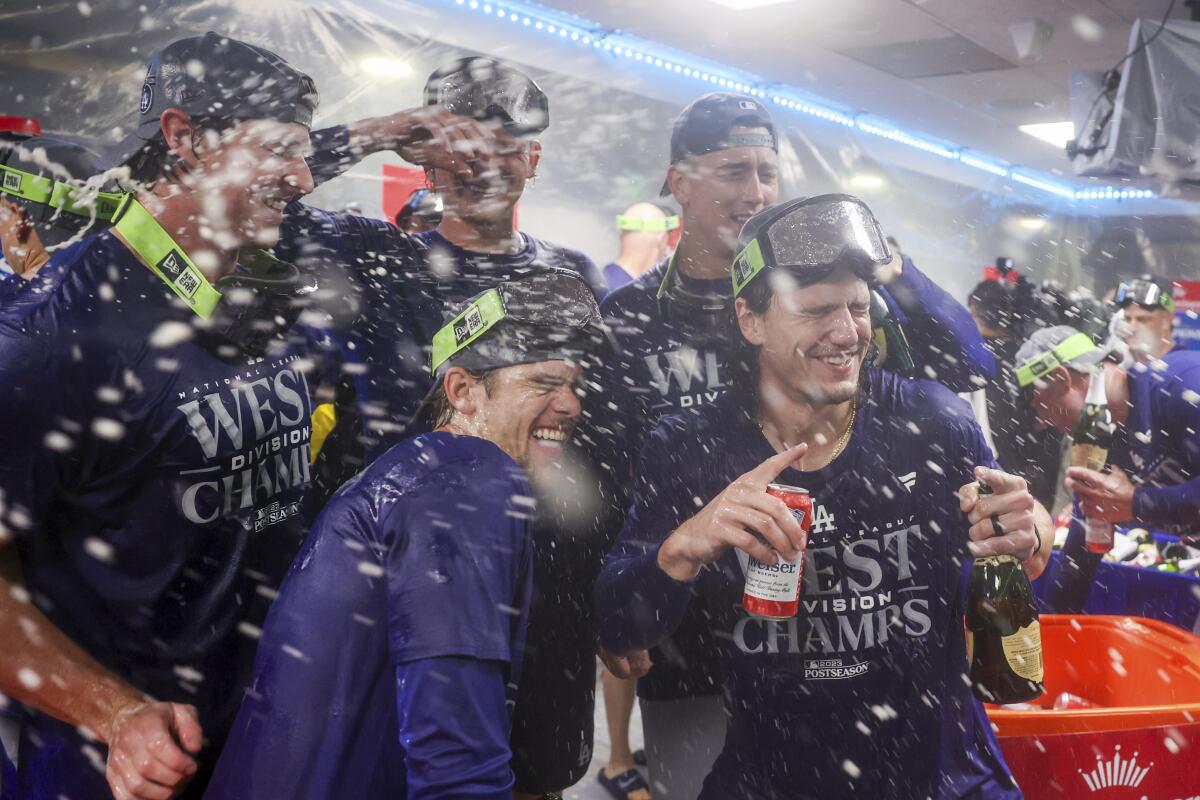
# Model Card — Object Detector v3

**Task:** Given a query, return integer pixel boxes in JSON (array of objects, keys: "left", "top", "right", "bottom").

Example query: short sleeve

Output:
[{"left": 384, "top": 456, "right": 534, "bottom": 667}]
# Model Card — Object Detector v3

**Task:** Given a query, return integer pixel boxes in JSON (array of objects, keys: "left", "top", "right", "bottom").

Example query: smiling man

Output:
[
  {"left": 586, "top": 94, "right": 996, "bottom": 799},
  {"left": 0, "top": 32, "right": 319, "bottom": 800},
  {"left": 205, "top": 271, "right": 601, "bottom": 799},
  {"left": 596, "top": 195, "right": 1050, "bottom": 799}
]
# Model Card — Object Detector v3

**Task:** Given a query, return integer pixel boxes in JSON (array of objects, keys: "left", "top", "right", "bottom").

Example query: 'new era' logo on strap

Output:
[
  {"left": 157, "top": 249, "right": 186, "bottom": 279},
  {"left": 2, "top": 171, "right": 21, "bottom": 192}
]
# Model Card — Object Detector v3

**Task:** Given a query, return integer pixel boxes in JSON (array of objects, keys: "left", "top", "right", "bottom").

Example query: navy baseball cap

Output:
[
  {"left": 102, "top": 32, "right": 318, "bottom": 170},
  {"left": 661, "top": 92, "right": 778, "bottom": 195}
]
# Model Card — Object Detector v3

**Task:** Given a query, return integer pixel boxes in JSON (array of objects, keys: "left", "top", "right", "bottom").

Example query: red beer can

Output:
[{"left": 742, "top": 484, "right": 812, "bottom": 620}]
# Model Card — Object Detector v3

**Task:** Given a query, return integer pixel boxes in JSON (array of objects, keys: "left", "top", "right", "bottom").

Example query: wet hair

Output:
[
  {"left": 123, "top": 116, "right": 237, "bottom": 187},
  {"left": 427, "top": 368, "right": 498, "bottom": 428},
  {"left": 729, "top": 268, "right": 875, "bottom": 419},
  {"left": 968, "top": 279, "right": 1015, "bottom": 332}
]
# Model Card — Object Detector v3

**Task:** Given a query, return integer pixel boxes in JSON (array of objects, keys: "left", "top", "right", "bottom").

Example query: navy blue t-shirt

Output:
[
  {"left": 205, "top": 432, "right": 534, "bottom": 799},
  {"left": 602, "top": 262, "right": 633, "bottom": 297},
  {"left": 1051, "top": 351, "right": 1200, "bottom": 611},
  {"left": 0, "top": 232, "right": 315, "bottom": 795},
  {"left": 595, "top": 371, "right": 1019, "bottom": 799},
  {"left": 587, "top": 257, "right": 996, "bottom": 702},
  {"left": 279, "top": 204, "right": 603, "bottom": 459}
]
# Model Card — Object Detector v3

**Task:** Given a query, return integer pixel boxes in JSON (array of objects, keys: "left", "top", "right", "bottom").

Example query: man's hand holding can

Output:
[{"left": 657, "top": 443, "right": 808, "bottom": 582}]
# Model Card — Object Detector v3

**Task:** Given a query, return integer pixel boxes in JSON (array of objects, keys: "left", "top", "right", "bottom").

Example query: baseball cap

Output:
[
  {"left": 424, "top": 57, "right": 549, "bottom": 138},
  {"left": 411, "top": 270, "right": 602, "bottom": 429},
  {"left": 731, "top": 194, "right": 890, "bottom": 297},
  {"left": 1, "top": 136, "right": 122, "bottom": 246},
  {"left": 101, "top": 31, "right": 318, "bottom": 170},
  {"left": 1014, "top": 326, "right": 1109, "bottom": 388},
  {"left": 661, "top": 92, "right": 778, "bottom": 195}
]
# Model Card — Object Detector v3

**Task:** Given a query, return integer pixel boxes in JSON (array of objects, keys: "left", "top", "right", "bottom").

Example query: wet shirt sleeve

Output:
[
  {"left": 384, "top": 461, "right": 534, "bottom": 667},
  {"left": 595, "top": 420, "right": 697, "bottom": 655},
  {"left": 395, "top": 656, "right": 515, "bottom": 799},
  {"left": 882, "top": 257, "right": 996, "bottom": 391},
  {"left": 0, "top": 331, "right": 76, "bottom": 541}
]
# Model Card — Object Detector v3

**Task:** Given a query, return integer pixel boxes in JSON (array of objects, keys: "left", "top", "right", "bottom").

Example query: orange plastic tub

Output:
[
  {"left": 988, "top": 615, "right": 1200, "bottom": 798},
  {"left": 988, "top": 614, "right": 1200, "bottom": 736}
]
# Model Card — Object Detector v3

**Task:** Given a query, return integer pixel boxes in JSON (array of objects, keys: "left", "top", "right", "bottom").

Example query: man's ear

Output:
[
  {"left": 1042, "top": 365, "right": 1074, "bottom": 398},
  {"left": 526, "top": 139, "right": 542, "bottom": 176},
  {"left": 443, "top": 367, "right": 480, "bottom": 418},
  {"left": 735, "top": 296, "right": 766, "bottom": 346},
  {"left": 666, "top": 163, "right": 690, "bottom": 206},
  {"left": 159, "top": 108, "right": 203, "bottom": 172}
]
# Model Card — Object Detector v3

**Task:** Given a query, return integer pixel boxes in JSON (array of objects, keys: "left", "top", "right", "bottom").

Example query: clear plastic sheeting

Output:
[{"left": 1071, "top": 17, "right": 1200, "bottom": 185}]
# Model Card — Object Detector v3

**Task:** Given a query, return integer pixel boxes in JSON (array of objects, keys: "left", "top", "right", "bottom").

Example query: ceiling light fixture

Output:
[
  {"left": 444, "top": 0, "right": 1158, "bottom": 203},
  {"left": 706, "top": 0, "right": 798, "bottom": 8},
  {"left": 360, "top": 57, "right": 414, "bottom": 78},
  {"left": 1018, "top": 121, "right": 1076, "bottom": 148},
  {"left": 848, "top": 173, "right": 886, "bottom": 190}
]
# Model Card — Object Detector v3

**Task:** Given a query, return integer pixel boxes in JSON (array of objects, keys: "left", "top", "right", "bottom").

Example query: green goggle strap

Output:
[
  {"left": 1015, "top": 332, "right": 1097, "bottom": 388},
  {"left": 0, "top": 164, "right": 53, "bottom": 204},
  {"left": 112, "top": 195, "right": 222, "bottom": 318},
  {"left": 2, "top": 164, "right": 122, "bottom": 222},
  {"left": 429, "top": 289, "right": 508, "bottom": 376},
  {"left": 731, "top": 238, "right": 767, "bottom": 297},
  {"left": 616, "top": 214, "right": 680, "bottom": 233},
  {"left": 48, "top": 182, "right": 123, "bottom": 221}
]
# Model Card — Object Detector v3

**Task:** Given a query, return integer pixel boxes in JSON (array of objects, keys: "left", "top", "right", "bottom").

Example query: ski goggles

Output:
[
  {"left": 1116, "top": 279, "right": 1175, "bottom": 313},
  {"left": 1015, "top": 332, "right": 1098, "bottom": 388},
  {"left": 429, "top": 270, "right": 600, "bottom": 376},
  {"left": 424, "top": 58, "right": 550, "bottom": 138},
  {"left": 616, "top": 214, "right": 680, "bottom": 232},
  {"left": 732, "top": 194, "right": 891, "bottom": 297},
  {"left": 0, "top": 164, "right": 122, "bottom": 222}
]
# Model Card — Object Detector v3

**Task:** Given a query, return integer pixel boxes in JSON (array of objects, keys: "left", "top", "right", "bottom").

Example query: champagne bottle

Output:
[
  {"left": 1071, "top": 366, "right": 1116, "bottom": 554},
  {"left": 965, "top": 481, "right": 1045, "bottom": 704}
]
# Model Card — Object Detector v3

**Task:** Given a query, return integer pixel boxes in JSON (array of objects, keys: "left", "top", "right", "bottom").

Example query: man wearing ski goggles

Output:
[
  {"left": 598, "top": 193, "right": 1047, "bottom": 799},
  {"left": 1113, "top": 275, "right": 1178, "bottom": 362}
]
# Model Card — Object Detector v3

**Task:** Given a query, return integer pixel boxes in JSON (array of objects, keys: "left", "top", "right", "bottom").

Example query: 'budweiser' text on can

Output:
[{"left": 742, "top": 484, "right": 812, "bottom": 619}]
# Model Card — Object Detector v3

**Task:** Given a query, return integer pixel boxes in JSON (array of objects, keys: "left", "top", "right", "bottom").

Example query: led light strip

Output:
[{"left": 447, "top": 0, "right": 1159, "bottom": 203}]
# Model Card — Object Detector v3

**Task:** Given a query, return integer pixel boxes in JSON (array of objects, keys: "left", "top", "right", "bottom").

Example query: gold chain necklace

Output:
[{"left": 760, "top": 400, "right": 858, "bottom": 465}]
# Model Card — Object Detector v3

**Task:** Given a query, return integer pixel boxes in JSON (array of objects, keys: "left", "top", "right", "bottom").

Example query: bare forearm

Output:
[{"left": 0, "top": 570, "right": 144, "bottom": 742}]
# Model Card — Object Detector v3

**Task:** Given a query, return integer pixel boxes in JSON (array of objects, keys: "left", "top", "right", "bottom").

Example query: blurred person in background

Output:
[
  {"left": 1014, "top": 325, "right": 1200, "bottom": 612},
  {"left": 967, "top": 276, "right": 1065, "bottom": 509},
  {"left": 602, "top": 202, "right": 675, "bottom": 296},
  {"left": 394, "top": 186, "right": 444, "bottom": 235},
  {"left": 1113, "top": 274, "right": 1178, "bottom": 362},
  {"left": 0, "top": 32, "right": 320, "bottom": 800},
  {"left": 587, "top": 92, "right": 996, "bottom": 800}
]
